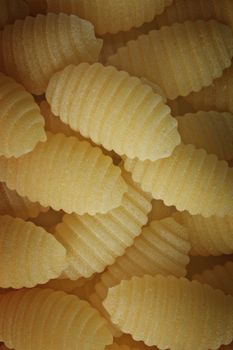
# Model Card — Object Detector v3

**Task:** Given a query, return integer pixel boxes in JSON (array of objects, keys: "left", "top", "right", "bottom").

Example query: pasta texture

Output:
[
  {"left": 0, "top": 132, "right": 127, "bottom": 214},
  {"left": 46, "top": 63, "right": 180, "bottom": 161},
  {"left": 0, "top": 288, "right": 113, "bottom": 350},
  {"left": 103, "top": 275, "right": 233, "bottom": 350},
  {"left": 0, "top": 73, "right": 46, "bottom": 158},
  {"left": 0, "top": 13, "right": 102, "bottom": 95},
  {"left": 124, "top": 143, "right": 233, "bottom": 217},
  {"left": 0, "top": 0, "right": 29, "bottom": 29},
  {"left": 148, "top": 199, "right": 176, "bottom": 221},
  {"left": 107, "top": 20, "right": 233, "bottom": 100},
  {"left": 0, "top": 215, "right": 67, "bottom": 288}
]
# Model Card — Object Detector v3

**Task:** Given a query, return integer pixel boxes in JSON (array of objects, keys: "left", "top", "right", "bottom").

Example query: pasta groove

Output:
[{"left": 0, "top": 0, "right": 29, "bottom": 29}]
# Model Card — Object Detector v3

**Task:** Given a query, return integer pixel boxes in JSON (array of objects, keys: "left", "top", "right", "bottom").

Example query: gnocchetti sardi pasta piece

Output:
[
  {"left": 107, "top": 20, "right": 233, "bottom": 100},
  {"left": 0, "top": 0, "right": 29, "bottom": 29},
  {"left": 0, "top": 132, "right": 127, "bottom": 215},
  {"left": 148, "top": 199, "right": 176, "bottom": 221},
  {"left": 46, "top": 63, "right": 180, "bottom": 161},
  {"left": 124, "top": 143, "right": 233, "bottom": 217},
  {"left": 47, "top": 0, "right": 173, "bottom": 35},
  {"left": 0, "top": 215, "right": 67, "bottom": 288},
  {"left": 0, "top": 73, "right": 46, "bottom": 158},
  {"left": 0, "top": 13, "right": 102, "bottom": 95},
  {"left": 54, "top": 168, "right": 152, "bottom": 279},
  {"left": 0, "top": 288, "right": 113, "bottom": 350},
  {"left": 103, "top": 275, "right": 233, "bottom": 350}
]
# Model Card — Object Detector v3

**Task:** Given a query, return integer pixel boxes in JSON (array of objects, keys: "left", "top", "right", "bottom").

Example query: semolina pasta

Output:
[
  {"left": 148, "top": 199, "right": 176, "bottom": 221},
  {"left": 0, "top": 0, "right": 29, "bottom": 29},
  {"left": 29, "top": 208, "right": 64, "bottom": 232},
  {"left": 103, "top": 275, "right": 233, "bottom": 350},
  {"left": 0, "top": 13, "right": 102, "bottom": 95},
  {"left": 46, "top": 63, "right": 180, "bottom": 161},
  {"left": 0, "top": 215, "right": 66, "bottom": 288},
  {"left": 107, "top": 20, "right": 233, "bottom": 100},
  {"left": 124, "top": 143, "right": 233, "bottom": 217},
  {"left": 0, "top": 132, "right": 127, "bottom": 214}
]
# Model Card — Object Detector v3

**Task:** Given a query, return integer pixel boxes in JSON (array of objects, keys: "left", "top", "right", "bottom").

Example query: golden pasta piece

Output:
[
  {"left": 24, "top": 0, "right": 46, "bottom": 15},
  {"left": 0, "top": 73, "right": 46, "bottom": 158},
  {"left": 0, "top": 288, "right": 113, "bottom": 350},
  {"left": 29, "top": 208, "right": 64, "bottom": 232},
  {"left": 0, "top": 215, "right": 67, "bottom": 288},
  {"left": 46, "top": 63, "right": 180, "bottom": 161},
  {"left": 148, "top": 199, "right": 176, "bottom": 221},
  {"left": 103, "top": 275, "right": 233, "bottom": 350},
  {"left": 0, "top": 132, "right": 127, "bottom": 215},
  {"left": 107, "top": 20, "right": 233, "bottom": 100},
  {"left": 166, "top": 97, "right": 195, "bottom": 116},
  {"left": 0, "top": 13, "right": 102, "bottom": 95},
  {"left": 124, "top": 143, "right": 233, "bottom": 217},
  {"left": 54, "top": 168, "right": 152, "bottom": 279},
  {"left": 0, "top": 0, "right": 29, "bottom": 29}
]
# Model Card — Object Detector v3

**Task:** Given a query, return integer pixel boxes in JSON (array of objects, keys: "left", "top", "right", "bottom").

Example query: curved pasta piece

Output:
[
  {"left": 0, "top": 132, "right": 127, "bottom": 215},
  {"left": 124, "top": 143, "right": 233, "bottom": 217},
  {"left": 148, "top": 199, "right": 176, "bottom": 221},
  {"left": 103, "top": 275, "right": 233, "bottom": 350},
  {"left": 107, "top": 20, "right": 233, "bottom": 100},
  {"left": 0, "top": 0, "right": 29, "bottom": 29},
  {"left": 0, "top": 13, "right": 102, "bottom": 95},
  {"left": 46, "top": 63, "right": 180, "bottom": 161},
  {"left": 29, "top": 208, "right": 64, "bottom": 231},
  {"left": 0, "top": 288, "right": 113, "bottom": 350},
  {"left": 0, "top": 215, "right": 66, "bottom": 288},
  {"left": 24, "top": 0, "right": 46, "bottom": 15}
]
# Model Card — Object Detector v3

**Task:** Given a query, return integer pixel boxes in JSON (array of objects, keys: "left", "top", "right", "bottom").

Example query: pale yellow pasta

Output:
[
  {"left": 124, "top": 143, "right": 233, "bottom": 217},
  {"left": 24, "top": 0, "right": 46, "bottom": 15},
  {"left": 103, "top": 275, "right": 233, "bottom": 350},
  {"left": 0, "top": 0, "right": 29, "bottom": 29},
  {"left": 0, "top": 13, "right": 102, "bottom": 95},
  {"left": 0, "top": 288, "right": 113, "bottom": 350},
  {"left": 148, "top": 199, "right": 176, "bottom": 221},
  {"left": 107, "top": 20, "right": 233, "bottom": 100},
  {"left": 29, "top": 208, "right": 64, "bottom": 231},
  {"left": 0, "top": 132, "right": 127, "bottom": 215},
  {"left": 140, "top": 78, "right": 167, "bottom": 102},
  {"left": 46, "top": 63, "right": 180, "bottom": 161}
]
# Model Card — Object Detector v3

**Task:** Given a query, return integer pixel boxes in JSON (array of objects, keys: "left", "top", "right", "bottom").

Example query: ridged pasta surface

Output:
[
  {"left": 0, "top": 0, "right": 29, "bottom": 29},
  {"left": 0, "top": 13, "right": 102, "bottom": 95},
  {"left": 0, "top": 132, "right": 127, "bottom": 214},
  {"left": 103, "top": 275, "right": 233, "bottom": 350},
  {"left": 0, "top": 288, "right": 113, "bottom": 350},
  {"left": 124, "top": 143, "right": 233, "bottom": 217},
  {"left": 0, "top": 215, "right": 66, "bottom": 288},
  {"left": 55, "top": 168, "right": 152, "bottom": 279},
  {"left": 0, "top": 73, "right": 46, "bottom": 158},
  {"left": 148, "top": 199, "right": 176, "bottom": 221},
  {"left": 107, "top": 20, "right": 233, "bottom": 100},
  {"left": 46, "top": 63, "right": 180, "bottom": 161}
]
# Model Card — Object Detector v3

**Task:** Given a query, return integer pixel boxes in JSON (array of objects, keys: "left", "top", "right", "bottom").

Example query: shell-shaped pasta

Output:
[
  {"left": 0, "top": 13, "right": 102, "bottom": 95},
  {"left": 174, "top": 211, "right": 233, "bottom": 256},
  {"left": 46, "top": 63, "right": 180, "bottom": 161},
  {"left": 47, "top": 0, "right": 173, "bottom": 35},
  {"left": 0, "top": 73, "right": 46, "bottom": 158},
  {"left": 54, "top": 168, "right": 152, "bottom": 279},
  {"left": 107, "top": 20, "right": 233, "bottom": 100},
  {"left": 0, "top": 0, "right": 29, "bottom": 29},
  {"left": 0, "top": 132, "right": 127, "bottom": 215},
  {"left": 103, "top": 275, "right": 233, "bottom": 350},
  {"left": 148, "top": 199, "right": 176, "bottom": 221},
  {"left": 29, "top": 208, "right": 64, "bottom": 231},
  {"left": 24, "top": 0, "right": 46, "bottom": 15},
  {"left": 0, "top": 288, "right": 113, "bottom": 350},
  {"left": 124, "top": 143, "right": 233, "bottom": 217},
  {"left": 0, "top": 215, "right": 67, "bottom": 288}
]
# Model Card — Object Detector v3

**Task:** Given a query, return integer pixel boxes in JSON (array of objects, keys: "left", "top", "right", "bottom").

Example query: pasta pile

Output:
[{"left": 0, "top": 1, "right": 232, "bottom": 350}]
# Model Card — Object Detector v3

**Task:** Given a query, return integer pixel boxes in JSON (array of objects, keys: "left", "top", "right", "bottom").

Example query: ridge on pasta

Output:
[
  {"left": 107, "top": 20, "right": 233, "bottom": 100},
  {"left": 0, "top": 0, "right": 29, "bottom": 29},
  {"left": 124, "top": 143, "right": 233, "bottom": 217},
  {"left": 0, "top": 73, "right": 46, "bottom": 158},
  {"left": 47, "top": 0, "right": 173, "bottom": 35},
  {"left": 0, "top": 288, "right": 113, "bottom": 350},
  {"left": 103, "top": 275, "right": 233, "bottom": 350},
  {"left": 148, "top": 199, "right": 176, "bottom": 221},
  {"left": 0, "top": 215, "right": 67, "bottom": 288},
  {"left": 0, "top": 132, "right": 127, "bottom": 215},
  {"left": 46, "top": 63, "right": 180, "bottom": 161},
  {"left": 54, "top": 168, "right": 152, "bottom": 280},
  {"left": 0, "top": 13, "right": 102, "bottom": 95}
]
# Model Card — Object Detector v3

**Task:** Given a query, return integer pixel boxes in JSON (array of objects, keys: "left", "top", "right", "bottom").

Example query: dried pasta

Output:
[
  {"left": 107, "top": 20, "right": 233, "bottom": 100},
  {"left": 0, "top": 132, "right": 127, "bottom": 214},
  {"left": 46, "top": 63, "right": 180, "bottom": 161},
  {"left": 148, "top": 199, "right": 176, "bottom": 221},
  {"left": 0, "top": 0, "right": 29, "bottom": 29},
  {"left": 124, "top": 143, "right": 233, "bottom": 217},
  {"left": 0, "top": 13, "right": 102, "bottom": 95},
  {"left": 103, "top": 275, "right": 233, "bottom": 350}
]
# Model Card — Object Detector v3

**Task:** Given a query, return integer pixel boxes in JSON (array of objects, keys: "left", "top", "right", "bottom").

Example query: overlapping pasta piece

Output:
[
  {"left": 0, "top": 132, "right": 127, "bottom": 214},
  {"left": 124, "top": 143, "right": 233, "bottom": 217},
  {"left": 148, "top": 199, "right": 176, "bottom": 221},
  {"left": 107, "top": 20, "right": 233, "bottom": 100},
  {"left": 0, "top": 288, "right": 113, "bottom": 350},
  {"left": 0, "top": 215, "right": 66, "bottom": 288},
  {"left": 0, "top": 13, "right": 102, "bottom": 95},
  {"left": 0, "top": 0, "right": 29, "bottom": 29},
  {"left": 103, "top": 275, "right": 233, "bottom": 350},
  {"left": 46, "top": 63, "right": 180, "bottom": 161}
]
